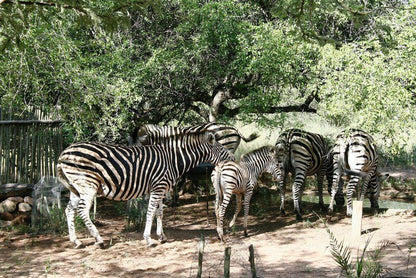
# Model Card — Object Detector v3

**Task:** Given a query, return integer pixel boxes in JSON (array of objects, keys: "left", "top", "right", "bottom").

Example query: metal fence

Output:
[{"left": 0, "top": 107, "right": 63, "bottom": 184}]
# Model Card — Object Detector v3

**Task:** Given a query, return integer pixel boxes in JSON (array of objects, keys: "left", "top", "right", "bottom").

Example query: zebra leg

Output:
[
  {"left": 292, "top": 171, "right": 305, "bottom": 221},
  {"left": 143, "top": 191, "right": 164, "bottom": 246},
  {"left": 279, "top": 175, "right": 287, "bottom": 216},
  {"left": 217, "top": 189, "right": 232, "bottom": 243},
  {"left": 328, "top": 171, "right": 341, "bottom": 214},
  {"left": 346, "top": 176, "right": 359, "bottom": 216},
  {"left": 77, "top": 193, "right": 104, "bottom": 248},
  {"left": 243, "top": 191, "right": 253, "bottom": 237},
  {"left": 65, "top": 192, "right": 82, "bottom": 248},
  {"left": 156, "top": 199, "right": 167, "bottom": 243},
  {"left": 229, "top": 194, "right": 242, "bottom": 229},
  {"left": 316, "top": 170, "right": 325, "bottom": 211},
  {"left": 359, "top": 173, "right": 373, "bottom": 201}
]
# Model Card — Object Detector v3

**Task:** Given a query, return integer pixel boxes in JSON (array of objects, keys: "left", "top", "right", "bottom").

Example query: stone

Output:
[
  {"left": 7, "top": 196, "right": 24, "bottom": 203},
  {"left": 24, "top": 196, "right": 34, "bottom": 206},
  {"left": 1, "top": 199, "right": 17, "bottom": 213},
  {"left": 18, "top": 202, "right": 32, "bottom": 212}
]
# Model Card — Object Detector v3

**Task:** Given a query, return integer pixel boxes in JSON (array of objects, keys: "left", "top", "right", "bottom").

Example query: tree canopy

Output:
[{"left": 0, "top": 0, "right": 415, "bottom": 157}]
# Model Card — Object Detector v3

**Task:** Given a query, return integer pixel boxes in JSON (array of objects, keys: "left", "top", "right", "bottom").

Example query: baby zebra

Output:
[{"left": 211, "top": 146, "right": 282, "bottom": 242}]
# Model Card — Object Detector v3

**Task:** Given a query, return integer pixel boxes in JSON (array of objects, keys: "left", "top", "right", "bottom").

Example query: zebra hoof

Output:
[
  {"left": 158, "top": 235, "right": 167, "bottom": 244},
  {"left": 95, "top": 241, "right": 105, "bottom": 249},
  {"left": 296, "top": 214, "right": 303, "bottom": 221},
  {"left": 280, "top": 210, "right": 286, "bottom": 217},
  {"left": 73, "top": 240, "right": 83, "bottom": 249},
  {"left": 244, "top": 231, "right": 248, "bottom": 237}
]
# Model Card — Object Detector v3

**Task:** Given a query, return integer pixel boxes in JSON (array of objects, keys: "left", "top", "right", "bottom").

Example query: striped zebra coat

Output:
[
  {"left": 57, "top": 130, "right": 234, "bottom": 248},
  {"left": 135, "top": 122, "right": 259, "bottom": 153},
  {"left": 328, "top": 129, "right": 387, "bottom": 216},
  {"left": 211, "top": 146, "right": 281, "bottom": 242},
  {"left": 275, "top": 129, "right": 329, "bottom": 220}
]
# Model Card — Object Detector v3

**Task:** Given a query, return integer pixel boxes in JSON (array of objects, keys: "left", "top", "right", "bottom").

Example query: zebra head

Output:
[{"left": 203, "top": 131, "right": 235, "bottom": 164}]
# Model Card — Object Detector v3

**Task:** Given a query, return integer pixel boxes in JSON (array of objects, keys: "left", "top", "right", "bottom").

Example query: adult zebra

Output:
[
  {"left": 57, "top": 129, "right": 234, "bottom": 248},
  {"left": 211, "top": 146, "right": 282, "bottom": 242},
  {"left": 328, "top": 129, "right": 388, "bottom": 216},
  {"left": 275, "top": 129, "right": 329, "bottom": 220},
  {"left": 134, "top": 122, "right": 259, "bottom": 153}
]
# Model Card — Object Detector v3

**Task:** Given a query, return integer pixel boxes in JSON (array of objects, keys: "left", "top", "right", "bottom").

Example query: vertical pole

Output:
[
  {"left": 249, "top": 244, "right": 257, "bottom": 278},
  {"left": 224, "top": 246, "right": 231, "bottom": 278},
  {"left": 352, "top": 200, "right": 363, "bottom": 239},
  {"left": 197, "top": 235, "right": 205, "bottom": 278}
]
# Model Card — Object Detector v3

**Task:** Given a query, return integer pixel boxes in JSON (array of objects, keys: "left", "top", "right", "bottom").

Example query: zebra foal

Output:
[
  {"left": 211, "top": 146, "right": 282, "bottom": 242},
  {"left": 57, "top": 130, "right": 234, "bottom": 248},
  {"left": 275, "top": 129, "right": 329, "bottom": 220},
  {"left": 328, "top": 129, "right": 388, "bottom": 216}
]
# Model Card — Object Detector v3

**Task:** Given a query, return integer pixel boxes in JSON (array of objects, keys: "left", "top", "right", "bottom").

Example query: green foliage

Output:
[
  {"left": 0, "top": 0, "right": 415, "bottom": 162},
  {"left": 320, "top": 215, "right": 392, "bottom": 277}
]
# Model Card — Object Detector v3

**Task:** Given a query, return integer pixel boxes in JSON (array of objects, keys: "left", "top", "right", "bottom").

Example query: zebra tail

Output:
[
  {"left": 344, "top": 168, "right": 368, "bottom": 177},
  {"left": 213, "top": 166, "right": 224, "bottom": 204},
  {"left": 57, "top": 162, "right": 80, "bottom": 197}
]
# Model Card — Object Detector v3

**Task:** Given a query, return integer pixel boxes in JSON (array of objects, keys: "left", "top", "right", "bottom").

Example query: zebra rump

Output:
[{"left": 328, "top": 129, "right": 387, "bottom": 216}]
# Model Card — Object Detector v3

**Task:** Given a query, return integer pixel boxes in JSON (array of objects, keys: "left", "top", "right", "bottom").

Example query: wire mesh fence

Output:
[{"left": 31, "top": 176, "right": 68, "bottom": 234}]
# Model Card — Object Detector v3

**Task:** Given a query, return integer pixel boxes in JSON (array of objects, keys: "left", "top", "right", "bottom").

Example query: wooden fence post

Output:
[
  {"left": 197, "top": 235, "right": 205, "bottom": 278},
  {"left": 224, "top": 246, "right": 231, "bottom": 278},
  {"left": 352, "top": 200, "right": 363, "bottom": 239},
  {"left": 248, "top": 244, "right": 257, "bottom": 278}
]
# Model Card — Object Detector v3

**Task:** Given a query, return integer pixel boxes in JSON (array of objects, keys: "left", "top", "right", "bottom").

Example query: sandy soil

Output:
[{"left": 0, "top": 171, "right": 415, "bottom": 277}]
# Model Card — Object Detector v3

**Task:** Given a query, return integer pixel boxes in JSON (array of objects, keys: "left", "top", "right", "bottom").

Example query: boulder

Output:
[
  {"left": 24, "top": 196, "right": 34, "bottom": 206},
  {"left": 7, "top": 196, "right": 24, "bottom": 203},
  {"left": 1, "top": 199, "right": 17, "bottom": 213},
  {"left": 18, "top": 202, "right": 32, "bottom": 212}
]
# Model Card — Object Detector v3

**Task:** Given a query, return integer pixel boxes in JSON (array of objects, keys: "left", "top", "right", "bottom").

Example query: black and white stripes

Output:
[
  {"left": 275, "top": 129, "right": 329, "bottom": 220},
  {"left": 328, "top": 129, "right": 387, "bottom": 216},
  {"left": 211, "top": 146, "right": 281, "bottom": 242},
  {"left": 58, "top": 129, "right": 234, "bottom": 247}
]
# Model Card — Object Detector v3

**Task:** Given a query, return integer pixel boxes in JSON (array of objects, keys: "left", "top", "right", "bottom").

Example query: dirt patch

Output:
[
  {"left": 0, "top": 168, "right": 415, "bottom": 277},
  {"left": 1, "top": 195, "right": 415, "bottom": 278}
]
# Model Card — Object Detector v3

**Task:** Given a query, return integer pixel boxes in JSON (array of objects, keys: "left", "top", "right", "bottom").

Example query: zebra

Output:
[
  {"left": 134, "top": 122, "right": 259, "bottom": 153},
  {"left": 275, "top": 129, "right": 329, "bottom": 220},
  {"left": 328, "top": 129, "right": 388, "bottom": 216},
  {"left": 211, "top": 146, "right": 282, "bottom": 242},
  {"left": 57, "top": 129, "right": 234, "bottom": 248}
]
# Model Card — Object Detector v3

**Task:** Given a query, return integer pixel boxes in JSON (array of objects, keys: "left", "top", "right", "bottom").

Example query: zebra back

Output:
[{"left": 135, "top": 123, "right": 258, "bottom": 153}]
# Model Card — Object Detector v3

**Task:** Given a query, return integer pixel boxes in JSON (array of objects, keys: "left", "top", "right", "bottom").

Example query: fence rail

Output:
[{"left": 0, "top": 107, "right": 63, "bottom": 184}]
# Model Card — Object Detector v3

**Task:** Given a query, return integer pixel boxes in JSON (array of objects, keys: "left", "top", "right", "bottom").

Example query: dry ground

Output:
[{"left": 0, "top": 171, "right": 415, "bottom": 277}]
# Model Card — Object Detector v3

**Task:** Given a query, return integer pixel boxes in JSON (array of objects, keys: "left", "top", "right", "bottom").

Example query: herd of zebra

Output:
[{"left": 57, "top": 123, "right": 388, "bottom": 248}]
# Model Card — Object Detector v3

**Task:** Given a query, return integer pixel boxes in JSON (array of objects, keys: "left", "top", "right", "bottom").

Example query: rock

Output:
[
  {"left": 1, "top": 199, "right": 17, "bottom": 213},
  {"left": 24, "top": 196, "right": 34, "bottom": 206},
  {"left": 7, "top": 196, "right": 24, "bottom": 203},
  {"left": 18, "top": 202, "right": 32, "bottom": 212}
]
